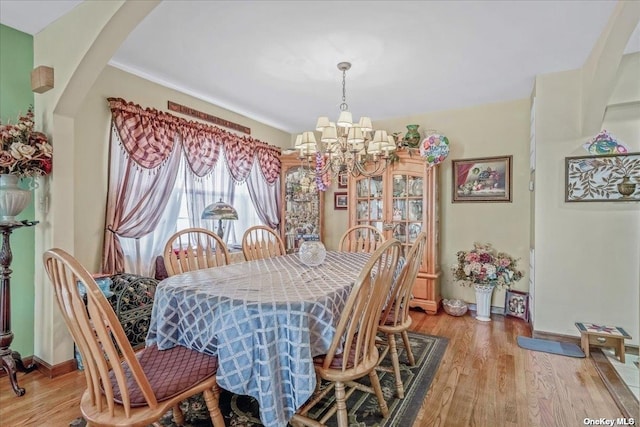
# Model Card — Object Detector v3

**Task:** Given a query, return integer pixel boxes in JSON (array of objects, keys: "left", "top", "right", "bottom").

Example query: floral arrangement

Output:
[
  {"left": 0, "top": 106, "right": 53, "bottom": 177},
  {"left": 452, "top": 242, "right": 523, "bottom": 288},
  {"left": 314, "top": 152, "right": 330, "bottom": 191}
]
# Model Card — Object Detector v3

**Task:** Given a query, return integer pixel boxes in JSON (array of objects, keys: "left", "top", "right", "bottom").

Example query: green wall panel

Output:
[{"left": 0, "top": 24, "right": 36, "bottom": 357}]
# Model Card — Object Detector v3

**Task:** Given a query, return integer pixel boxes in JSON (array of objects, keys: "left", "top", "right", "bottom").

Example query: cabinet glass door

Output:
[
  {"left": 354, "top": 176, "right": 384, "bottom": 232},
  {"left": 283, "top": 167, "right": 320, "bottom": 253},
  {"left": 391, "top": 173, "right": 424, "bottom": 255}
]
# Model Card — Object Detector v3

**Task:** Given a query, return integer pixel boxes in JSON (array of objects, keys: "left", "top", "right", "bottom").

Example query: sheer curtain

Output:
[
  {"left": 120, "top": 156, "right": 185, "bottom": 276},
  {"left": 184, "top": 158, "right": 264, "bottom": 247},
  {"left": 102, "top": 125, "right": 181, "bottom": 274},
  {"left": 185, "top": 159, "right": 236, "bottom": 241},
  {"left": 246, "top": 159, "right": 281, "bottom": 229}
]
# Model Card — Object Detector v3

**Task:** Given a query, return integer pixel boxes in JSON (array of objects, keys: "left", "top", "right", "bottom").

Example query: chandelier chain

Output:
[{"left": 340, "top": 67, "right": 348, "bottom": 111}]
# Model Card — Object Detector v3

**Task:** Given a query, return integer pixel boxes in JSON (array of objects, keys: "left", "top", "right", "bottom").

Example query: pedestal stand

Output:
[{"left": 0, "top": 220, "right": 38, "bottom": 396}]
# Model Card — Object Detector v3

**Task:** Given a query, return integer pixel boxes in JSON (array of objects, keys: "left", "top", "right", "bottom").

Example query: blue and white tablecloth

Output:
[{"left": 147, "top": 251, "right": 371, "bottom": 427}]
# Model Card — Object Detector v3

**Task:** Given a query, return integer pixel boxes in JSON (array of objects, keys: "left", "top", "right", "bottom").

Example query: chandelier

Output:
[{"left": 295, "top": 62, "right": 396, "bottom": 178}]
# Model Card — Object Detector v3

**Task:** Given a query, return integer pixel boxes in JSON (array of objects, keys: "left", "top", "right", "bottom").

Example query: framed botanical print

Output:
[
  {"left": 565, "top": 152, "right": 639, "bottom": 202},
  {"left": 452, "top": 155, "right": 512, "bottom": 202}
]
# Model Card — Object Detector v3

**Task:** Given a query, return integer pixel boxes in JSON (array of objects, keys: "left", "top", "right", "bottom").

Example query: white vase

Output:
[
  {"left": 474, "top": 283, "right": 495, "bottom": 322},
  {"left": 0, "top": 174, "right": 31, "bottom": 223}
]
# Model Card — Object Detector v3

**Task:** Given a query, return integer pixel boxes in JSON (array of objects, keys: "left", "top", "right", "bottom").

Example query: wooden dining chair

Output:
[
  {"left": 377, "top": 231, "right": 428, "bottom": 398},
  {"left": 242, "top": 225, "right": 286, "bottom": 261},
  {"left": 163, "top": 227, "right": 230, "bottom": 276},
  {"left": 338, "top": 225, "right": 385, "bottom": 253},
  {"left": 292, "top": 239, "right": 402, "bottom": 427},
  {"left": 43, "top": 248, "right": 225, "bottom": 427}
]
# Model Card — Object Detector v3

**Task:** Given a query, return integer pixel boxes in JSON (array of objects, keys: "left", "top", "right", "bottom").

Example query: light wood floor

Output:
[{"left": 0, "top": 310, "right": 626, "bottom": 427}]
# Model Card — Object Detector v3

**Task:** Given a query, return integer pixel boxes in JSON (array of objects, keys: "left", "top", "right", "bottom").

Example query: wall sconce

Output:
[{"left": 31, "top": 66, "right": 54, "bottom": 94}]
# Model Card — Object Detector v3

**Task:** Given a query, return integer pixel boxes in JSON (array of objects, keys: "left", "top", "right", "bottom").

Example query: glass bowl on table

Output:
[{"left": 298, "top": 238, "right": 326, "bottom": 266}]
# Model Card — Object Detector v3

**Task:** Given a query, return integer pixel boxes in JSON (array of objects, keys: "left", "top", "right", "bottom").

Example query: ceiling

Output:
[{"left": 1, "top": 1, "right": 639, "bottom": 135}]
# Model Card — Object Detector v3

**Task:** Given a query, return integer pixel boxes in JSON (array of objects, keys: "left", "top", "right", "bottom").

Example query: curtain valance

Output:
[{"left": 107, "top": 97, "right": 281, "bottom": 183}]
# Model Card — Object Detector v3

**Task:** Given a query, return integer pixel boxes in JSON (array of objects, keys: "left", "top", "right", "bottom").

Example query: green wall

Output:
[{"left": 0, "top": 24, "right": 36, "bottom": 357}]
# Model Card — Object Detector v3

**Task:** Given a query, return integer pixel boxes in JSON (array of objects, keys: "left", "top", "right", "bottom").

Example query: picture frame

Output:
[
  {"left": 334, "top": 192, "right": 348, "bottom": 210},
  {"left": 565, "top": 152, "right": 639, "bottom": 202},
  {"left": 504, "top": 290, "right": 529, "bottom": 321},
  {"left": 452, "top": 155, "right": 512, "bottom": 203},
  {"left": 337, "top": 172, "right": 348, "bottom": 188}
]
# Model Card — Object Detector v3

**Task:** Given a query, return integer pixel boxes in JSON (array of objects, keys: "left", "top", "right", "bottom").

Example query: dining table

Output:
[{"left": 146, "top": 250, "right": 371, "bottom": 427}]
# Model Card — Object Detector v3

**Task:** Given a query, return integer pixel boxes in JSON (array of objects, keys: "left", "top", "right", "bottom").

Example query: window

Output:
[
  {"left": 175, "top": 180, "right": 263, "bottom": 247},
  {"left": 120, "top": 156, "right": 265, "bottom": 276}
]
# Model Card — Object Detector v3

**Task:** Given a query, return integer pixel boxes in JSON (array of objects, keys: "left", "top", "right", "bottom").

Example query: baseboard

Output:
[
  {"left": 467, "top": 303, "right": 506, "bottom": 316},
  {"left": 32, "top": 356, "right": 77, "bottom": 378}
]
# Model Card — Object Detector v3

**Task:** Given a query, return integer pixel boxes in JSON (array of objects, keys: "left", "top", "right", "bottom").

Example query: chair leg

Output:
[
  {"left": 172, "top": 404, "right": 185, "bottom": 425},
  {"left": 401, "top": 330, "right": 415, "bottom": 366},
  {"left": 203, "top": 384, "right": 225, "bottom": 427},
  {"left": 334, "top": 381, "right": 349, "bottom": 427},
  {"left": 368, "top": 370, "right": 389, "bottom": 418},
  {"left": 388, "top": 333, "right": 405, "bottom": 398}
]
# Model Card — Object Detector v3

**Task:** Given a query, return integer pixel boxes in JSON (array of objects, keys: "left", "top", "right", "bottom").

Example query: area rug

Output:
[
  {"left": 517, "top": 336, "right": 585, "bottom": 358},
  {"left": 70, "top": 331, "right": 447, "bottom": 427}
]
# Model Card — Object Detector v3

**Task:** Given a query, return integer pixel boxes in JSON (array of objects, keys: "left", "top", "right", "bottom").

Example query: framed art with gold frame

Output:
[{"left": 452, "top": 155, "right": 512, "bottom": 203}]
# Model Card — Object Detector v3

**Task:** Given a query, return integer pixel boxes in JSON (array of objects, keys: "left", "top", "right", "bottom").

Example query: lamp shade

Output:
[
  {"left": 358, "top": 117, "right": 373, "bottom": 132},
  {"left": 337, "top": 111, "right": 353, "bottom": 128},
  {"left": 315, "top": 116, "right": 330, "bottom": 131},
  {"left": 300, "top": 131, "right": 317, "bottom": 145},
  {"left": 201, "top": 198, "right": 238, "bottom": 221},
  {"left": 321, "top": 125, "right": 338, "bottom": 143}
]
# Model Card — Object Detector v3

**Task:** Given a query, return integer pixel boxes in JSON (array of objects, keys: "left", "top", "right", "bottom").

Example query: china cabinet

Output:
[
  {"left": 279, "top": 154, "right": 324, "bottom": 253},
  {"left": 347, "top": 150, "right": 441, "bottom": 313}
]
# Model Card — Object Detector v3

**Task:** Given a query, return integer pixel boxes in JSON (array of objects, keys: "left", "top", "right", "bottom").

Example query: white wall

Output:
[{"left": 533, "top": 53, "right": 639, "bottom": 345}]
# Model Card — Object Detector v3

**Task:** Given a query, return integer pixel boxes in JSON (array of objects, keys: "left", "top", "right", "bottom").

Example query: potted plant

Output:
[
  {"left": 0, "top": 106, "right": 53, "bottom": 222},
  {"left": 451, "top": 242, "right": 523, "bottom": 321}
]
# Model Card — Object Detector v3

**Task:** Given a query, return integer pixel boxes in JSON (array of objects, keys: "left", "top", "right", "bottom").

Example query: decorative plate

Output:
[
  {"left": 410, "top": 180, "right": 423, "bottom": 197},
  {"left": 419, "top": 133, "right": 450, "bottom": 167},
  {"left": 582, "top": 130, "right": 628, "bottom": 155},
  {"left": 409, "top": 223, "right": 422, "bottom": 242}
]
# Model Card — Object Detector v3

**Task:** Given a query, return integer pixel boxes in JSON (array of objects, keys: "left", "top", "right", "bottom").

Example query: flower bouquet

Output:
[
  {"left": 452, "top": 242, "right": 523, "bottom": 288},
  {"left": 0, "top": 106, "right": 53, "bottom": 177}
]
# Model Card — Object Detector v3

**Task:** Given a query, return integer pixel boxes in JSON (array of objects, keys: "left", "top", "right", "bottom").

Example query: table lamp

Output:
[{"left": 201, "top": 198, "right": 238, "bottom": 239}]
